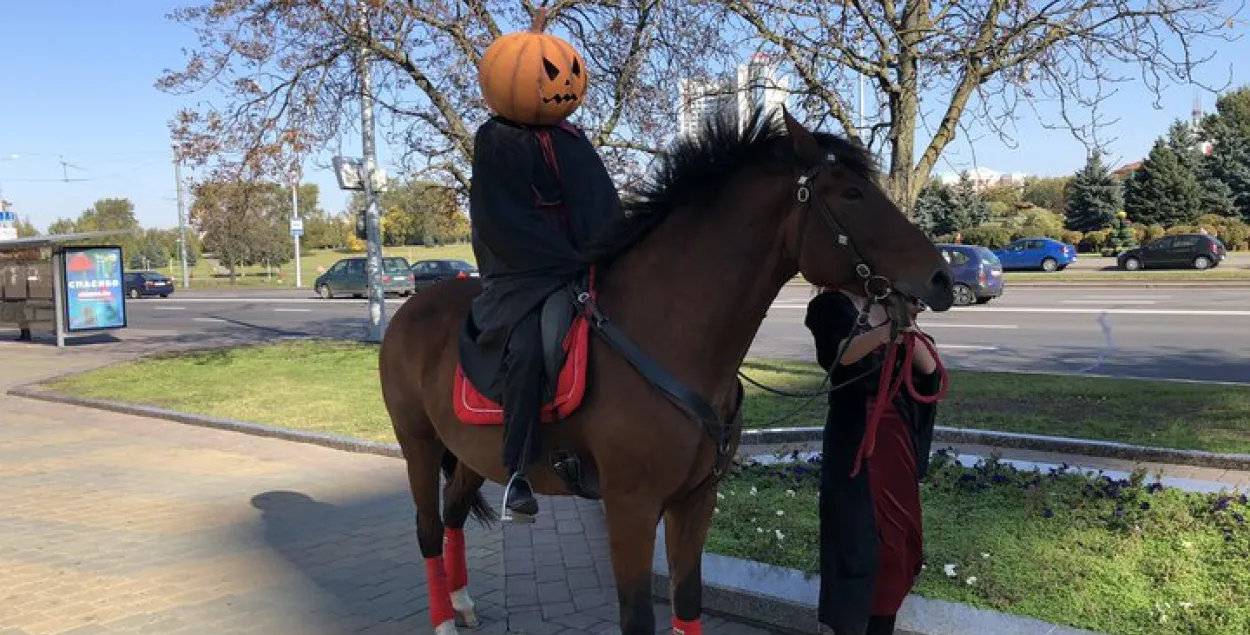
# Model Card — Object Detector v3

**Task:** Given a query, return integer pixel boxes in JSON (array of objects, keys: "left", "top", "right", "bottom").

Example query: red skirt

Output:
[{"left": 864, "top": 397, "right": 924, "bottom": 615}]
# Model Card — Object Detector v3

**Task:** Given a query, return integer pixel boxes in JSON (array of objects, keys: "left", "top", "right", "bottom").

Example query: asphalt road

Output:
[{"left": 107, "top": 285, "right": 1250, "bottom": 384}]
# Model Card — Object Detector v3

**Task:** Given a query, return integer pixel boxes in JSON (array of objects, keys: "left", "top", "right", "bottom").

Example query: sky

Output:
[{"left": 1, "top": 1, "right": 1248, "bottom": 232}]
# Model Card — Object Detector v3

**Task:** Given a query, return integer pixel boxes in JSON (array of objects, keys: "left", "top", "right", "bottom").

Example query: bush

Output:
[
  {"left": 1143, "top": 224, "right": 1166, "bottom": 241},
  {"left": 1079, "top": 229, "right": 1112, "bottom": 253},
  {"left": 959, "top": 226, "right": 1012, "bottom": 249},
  {"left": 1060, "top": 230, "right": 1084, "bottom": 246}
]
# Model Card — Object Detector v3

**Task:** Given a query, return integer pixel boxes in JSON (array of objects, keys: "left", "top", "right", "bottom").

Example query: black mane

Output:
[{"left": 583, "top": 106, "right": 878, "bottom": 267}]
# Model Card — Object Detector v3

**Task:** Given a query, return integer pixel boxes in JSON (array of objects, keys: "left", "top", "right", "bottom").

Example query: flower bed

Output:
[{"left": 706, "top": 450, "right": 1250, "bottom": 635}]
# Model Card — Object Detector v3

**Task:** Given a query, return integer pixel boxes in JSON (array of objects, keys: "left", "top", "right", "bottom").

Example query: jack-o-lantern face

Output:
[{"left": 478, "top": 8, "right": 588, "bottom": 126}]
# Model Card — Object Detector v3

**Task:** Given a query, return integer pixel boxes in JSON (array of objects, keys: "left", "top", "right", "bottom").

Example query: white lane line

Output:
[
  {"left": 152, "top": 306, "right": 186, "bottom": 311},
  {"left": 1060, "top": 300, "right": 1155, "bottom": 305},
  {"left": 193, "top": 317, "right": 227, "bottom": 323},
  {"left": 1078, "top": 295, "right": 1169, "bottom": 300},
  {"left": 156, "top": 298, "right": 333, "bottom": 304},
  {"left": 922, "top": 323, "right": 1018, "bottom": 330},
  {"left": 768, "top": 303, "right": 1250, "bottom": 317},
  {"left": 273, "top": 308, "right": 312, "bottom": 313},
  {"left": 938, "top": 344, "right": 1000, "bottom": 351}
]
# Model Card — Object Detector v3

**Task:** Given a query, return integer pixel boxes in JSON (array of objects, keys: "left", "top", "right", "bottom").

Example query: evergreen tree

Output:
[
  {"left": 1124, "top": 139, "right": 1204, "bottom": 226},
  {"left": 1064, "top": 151, "right": 1123, "bottom": 232},
  {"left": 1201, "top": 113, "right": 1250, "bottom": 221},
  {"left": 947, "top": 171, "right": 990, "bottom": 232},
  {"left": 912, "top": 179, "right": 950, "bottom": 237}
]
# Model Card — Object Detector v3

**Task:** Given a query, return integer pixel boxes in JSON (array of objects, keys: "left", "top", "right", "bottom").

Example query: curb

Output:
[
  {"left": 782, "top": 277, "right": 1250, "bottom": 289},
  {"left": 741, "top": 426, "right": 1250, "bottom": 471},
  {"left": 649, "top": 523, "right": 1104, "bottom": 635}
]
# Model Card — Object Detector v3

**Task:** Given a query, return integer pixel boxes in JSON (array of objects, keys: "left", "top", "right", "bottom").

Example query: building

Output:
[
  {"left": 677, "top": 77, "right": 737, "bottom": 138},
  {"left": 736, "top": 53, "right": 790, "bottom": 129}
]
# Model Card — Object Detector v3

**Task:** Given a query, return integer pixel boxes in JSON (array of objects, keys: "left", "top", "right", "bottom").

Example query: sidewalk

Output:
[{"left": 0, "top": 342, "right": 780, "bottom": 635}]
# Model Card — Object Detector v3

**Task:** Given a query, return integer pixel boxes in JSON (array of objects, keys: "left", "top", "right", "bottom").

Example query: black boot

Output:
[
  {"left": 17, "top": 328, "right": 32, "bottom": 341},
  {"left": 503, "top": 471, "right": 538, "bottom": 522},
  {"left": 866, "top": 615, "right": 896, "bottom": 635}
]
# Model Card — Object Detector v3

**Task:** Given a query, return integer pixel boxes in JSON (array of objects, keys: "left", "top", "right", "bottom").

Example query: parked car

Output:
[
  {"left": 992, "top": 237, "right": 1077, "bottom": 272},
  {"left": 937, "top": 243, "right": 1003, "bottom": 306},
  {"left": 123, "top": 271, "right": 174, "bottom": 299},
  {"left": 314, "top": 256, "right": 415, "bottom": 299},
  {"left": 411, "top": 258, "right": 480, "bottom": 290},
  {"left": 1117, "top": 233, "right": 1227, "bottom": 271}
]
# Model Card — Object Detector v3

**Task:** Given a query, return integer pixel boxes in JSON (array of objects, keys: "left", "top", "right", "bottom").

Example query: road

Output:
[{"left": 107, "top": 285, "right": 1250, "bottom": 384}]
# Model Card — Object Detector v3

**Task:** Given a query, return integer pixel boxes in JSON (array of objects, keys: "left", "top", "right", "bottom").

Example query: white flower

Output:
[
  {"left": 981, "top": 553, "right": 990, "bottom": 559},
  {"left": 943, "top": 564, "right": 958, "bottom": 578},
  {"left": 785, "top": 489, "right": 796, "bottom": 498},
  {"left": 750, "top": 486, "right": 758, "bottom": 496},
  {"left": 717, "top": 492, "right": 725, "bottom": 500},
  {"left": 756, "top": 527, "right": 764, "bottom": 533},
  {"left": 714, "top": 507, "right": 720, "bottom": 514},
  {"left": 1179, "top": 602, "right": 1193, "bottom": 610},
  {"left": 965, "top": 577, "right": 977, "bottom": 586},
  {"left": 776, "top": 509, "right": 785, "bottom": 517},
  {"left": 775, "top": 529, "right": 786, "bottom": 541}
]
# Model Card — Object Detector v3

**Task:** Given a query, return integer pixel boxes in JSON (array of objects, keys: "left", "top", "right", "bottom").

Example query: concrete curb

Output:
[
  {"left": 649, "top": 523, "right": 1105, "bottom": 635},
  {"left": 782, "top": 277, "right": 1250, "bottom": 289},
  {"left": 741, "top": 426, "right": 1250, "bottom": 471}
]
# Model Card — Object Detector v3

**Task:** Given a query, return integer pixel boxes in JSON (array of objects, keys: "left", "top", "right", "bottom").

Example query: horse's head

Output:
[{"left": 779, "top": 108, "right": 954, "bottom": 313}]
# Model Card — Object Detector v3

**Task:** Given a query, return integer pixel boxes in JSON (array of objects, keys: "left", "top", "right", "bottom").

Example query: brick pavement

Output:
[{"left": 0, "top": 344, "right": 783, "bottom": 635}]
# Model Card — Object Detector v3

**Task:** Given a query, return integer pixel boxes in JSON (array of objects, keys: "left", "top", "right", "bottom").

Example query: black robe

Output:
[
  {"left": 804, "top": 291, "right": 940, "bottom": 634},
  {"left": 461, "top": 115, "right": 623, "bottom": 397}
]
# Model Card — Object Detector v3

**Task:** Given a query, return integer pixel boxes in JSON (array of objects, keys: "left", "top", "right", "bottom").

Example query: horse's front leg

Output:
[
  {"left": 603, "top": 492, "right": 662, "bottom": 635},
  {"left": 662, "top": 480, "right": 718, "bottom": 635}
]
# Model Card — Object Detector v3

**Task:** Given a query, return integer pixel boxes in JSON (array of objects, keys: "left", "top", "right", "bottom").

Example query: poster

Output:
[{"left": 61, "top": 245, "right": 127, "bottom": 332}]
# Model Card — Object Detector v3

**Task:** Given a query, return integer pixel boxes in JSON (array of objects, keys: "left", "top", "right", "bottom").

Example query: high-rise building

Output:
[
  {"left": 677, "top": 77, "right": 737, "bottom": 138},
  {"left": 736, "top": 53, "right": 790, "bottom": 128}
]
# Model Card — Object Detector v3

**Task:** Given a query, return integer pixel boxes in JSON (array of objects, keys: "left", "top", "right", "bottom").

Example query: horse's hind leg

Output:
[
  {"left": 401, "top": 438, "right": 460, "bottom": 635},
  {"left": 442, "top": 456, "right": 491, "bottom": 628},
  {"left": 662, "top": 481, "right": 719, "bottom": 635}
]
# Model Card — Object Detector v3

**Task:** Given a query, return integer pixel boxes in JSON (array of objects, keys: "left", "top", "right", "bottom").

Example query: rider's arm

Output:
[
  {"left": 806, "top": 291, "right": 889, "bottom": 369},
  {"left": 905, "top": 328, "right": 938, "bottom": 376}
]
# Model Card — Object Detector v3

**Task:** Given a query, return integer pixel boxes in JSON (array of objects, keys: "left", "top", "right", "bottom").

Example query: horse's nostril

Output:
[{"left": 932, "top": 269, "right": 953, "bottom": 291}]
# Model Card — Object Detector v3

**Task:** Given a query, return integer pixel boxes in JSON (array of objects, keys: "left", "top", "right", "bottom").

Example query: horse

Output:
[{"left": 378, "top": 106, "right": 954, "bottom": 635}]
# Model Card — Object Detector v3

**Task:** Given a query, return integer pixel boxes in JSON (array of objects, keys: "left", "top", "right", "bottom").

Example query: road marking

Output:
[
  {"left": 1060, "top": 300, "right": 1156, "bottom": 305},
  {"left": 938, "top": 344, "right": 1000, "bottom": 351},
  {"left": 193, "top": 317, "right": 227, "bottom": 323},
  {"left": 768, "top": 303, "right": 1250, "bottom": 317},
  {"left": 273, "top": 308, "right": 312, "bottom": 313},
  {"left": 152, "top": 306, "right": 186, "bottom": 311},
  {"left": 922, "top": 323, "right": 1018, "bottom": 330},
  {"left": 1078, "top": 295, "right": 1168, "bottom": 300}
]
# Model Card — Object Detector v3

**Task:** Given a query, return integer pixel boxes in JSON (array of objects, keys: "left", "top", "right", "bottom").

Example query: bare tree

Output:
[
  {"left": 714, "top": 0, "right": 1243, "bottom": 210},
  {"left": 157, "top": 0, "right": 715, "bottom": 195}
]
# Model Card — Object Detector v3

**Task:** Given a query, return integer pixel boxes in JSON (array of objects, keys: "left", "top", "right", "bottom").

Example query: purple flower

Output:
[
  {"left": 1140, "top": 502, "right": 1151, "bottom": 511},
  {"left": 1043, "top": 509, "right": 1054, "bottom": 518},
  {"left": 1216, "top": 497, "right": 1231, "bottom": 511},
  {"left": 1234, "top": 513, "right": 1245, "bottom": 524},
  {"left": 1114, "top": 508, "right": 1125, "bottom": 517},
  {"left": 1147, "top": 483, "right": 1164, "bottom": 494}
]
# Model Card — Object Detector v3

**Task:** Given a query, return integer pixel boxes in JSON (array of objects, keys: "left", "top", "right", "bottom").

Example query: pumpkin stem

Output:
[{"left": 530, "top": 7, "right": 549, "bottom": 33}]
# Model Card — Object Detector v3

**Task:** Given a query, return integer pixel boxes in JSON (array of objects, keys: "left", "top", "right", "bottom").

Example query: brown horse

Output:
[{"left": 379, "top": 107, "right": 954, "bottom": 635}]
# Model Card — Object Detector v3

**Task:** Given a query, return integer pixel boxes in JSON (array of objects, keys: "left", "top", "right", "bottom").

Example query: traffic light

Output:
[{"left": 355, "top": 209, "right": 367, "bottom": 240}]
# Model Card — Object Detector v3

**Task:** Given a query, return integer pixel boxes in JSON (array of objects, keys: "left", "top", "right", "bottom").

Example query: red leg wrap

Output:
[
  {"left": 672, "top": 617, "right": 703, "bottom": 635},
  {"left": 444, "top": 528, "right": 468, "bottom": 591},
  {"left": 424, "top": 557, "right": 456, "bottom": 627}
]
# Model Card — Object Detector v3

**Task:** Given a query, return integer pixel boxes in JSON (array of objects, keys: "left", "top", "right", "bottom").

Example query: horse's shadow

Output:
[{"left": 247, "top": 489, "right": 509, "bottom": 634}]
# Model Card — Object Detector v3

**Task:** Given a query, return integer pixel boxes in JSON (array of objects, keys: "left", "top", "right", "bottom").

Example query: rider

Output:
[{"left": 468, "top": 11, "right": 622, "bottom": 521}]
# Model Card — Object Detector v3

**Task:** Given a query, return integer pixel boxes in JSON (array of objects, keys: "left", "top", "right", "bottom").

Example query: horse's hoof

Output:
[
  {"left": 434, "top": 619, "right": 460, "bottom": 635},
  {"left": 451, "top": 588, "right": 479, "bottom": 628}
]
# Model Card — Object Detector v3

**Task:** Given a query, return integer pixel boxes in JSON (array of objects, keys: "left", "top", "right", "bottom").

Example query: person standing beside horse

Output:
[
  {"left": 805, "top": 287, "right": 949, "bottom": 635},
  {"left": 465, "top": 7, "right": 622, "bottom": 522}
]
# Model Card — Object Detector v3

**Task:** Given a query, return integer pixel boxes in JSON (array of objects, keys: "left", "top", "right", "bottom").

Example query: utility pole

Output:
[
  {"left": 291, "top": 175, "right": 302, "bottom": 288},
  {"left": 173, "top": 146, "right": 190, "bottom": 289},
  {"left": 358, "top": 2, "right": 386, "bottom": 342}
]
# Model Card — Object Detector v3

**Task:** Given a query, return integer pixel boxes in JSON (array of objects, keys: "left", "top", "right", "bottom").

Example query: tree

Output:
[
  {"left": 1124, "top": 140, "right": 1204, "bottom": 226},
  {"left": 47, "top": 218, "right": 77, "bottom": 235},
  {"left": 1200, "top": 87, "right": 1250, "bottom": 221},
  {"left": 15, "top": 216, "right": 38, "bottom": 238},
  {"left": 912, "top": 173, "right": 988, "bottom": 237},
  {"left": 1022, "top": 177, "right": 1072, "bottom": 212},
  {"left": 713, "top": 0, "right": 1235, "bottom": 210},
  {"left": 189, "top": 181, "right": 293, "bottom": 282},
  {"left": 1064, "top": 151, "right": 1122, "bottom": 232},
  {"left": 912, "top": 179, "right": 952, "bottom": 237},
  {"left": 357, "top": 179, "right": 468, "bottom": 246},
  {"left": 157, "top": 1, "right": 713, "bottom": 192}
]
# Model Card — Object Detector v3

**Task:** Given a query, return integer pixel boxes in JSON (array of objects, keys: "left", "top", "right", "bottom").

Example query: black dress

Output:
[{"left": 804, "top": 290, "right": 941, "bottom": 634}]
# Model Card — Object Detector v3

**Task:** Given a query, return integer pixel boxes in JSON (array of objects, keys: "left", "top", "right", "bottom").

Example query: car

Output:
[
  {"left": 1117, "top": 233, "right": 1227, "bottom": 271},
  {"left": 314, "top": 256, "right": 416, "bottom": 299},
  {"left": 992, "top": 237, "right": 1077, "bottom": 272},
  {"left": 411, "top": 259, "right": 480, "bottom": 290},
  {"left": 122, "top": 271, "right": 175, "bottom": 299},
  {"left": 937, "top": 243, "right": 1003, "bottom": 306}
]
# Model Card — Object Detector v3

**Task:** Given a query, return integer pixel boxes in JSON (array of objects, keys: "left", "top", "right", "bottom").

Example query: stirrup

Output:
[{"left": 500, "top": 472, "right": 536, "bottom": 525}]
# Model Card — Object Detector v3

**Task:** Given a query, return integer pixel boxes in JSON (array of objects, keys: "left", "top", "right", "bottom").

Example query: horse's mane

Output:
[{"left": 583, "top": 106, "right": 879, "bottom": 267}]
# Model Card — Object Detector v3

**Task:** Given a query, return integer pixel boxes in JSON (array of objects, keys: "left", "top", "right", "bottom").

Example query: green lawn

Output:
[
  {"left": 45, "top": 342, "right": 1250, "bottom": 455},
  {"left": 711, "top": 453, "right": 1250, "bottom": 635}
]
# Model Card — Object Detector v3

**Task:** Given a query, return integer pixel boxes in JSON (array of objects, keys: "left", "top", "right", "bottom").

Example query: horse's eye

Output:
[{"left": 843, "top": 187, "right": 864, "bottom": 202}]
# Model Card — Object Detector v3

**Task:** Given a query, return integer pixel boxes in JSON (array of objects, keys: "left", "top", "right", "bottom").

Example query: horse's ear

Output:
[{"left": 781, "top": 105, "right": 823, "bottom": 166}]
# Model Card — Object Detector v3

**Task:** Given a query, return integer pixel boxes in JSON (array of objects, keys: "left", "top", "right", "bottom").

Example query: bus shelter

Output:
[{"left": 1, "top": 231, "right": 133, "bottom": 347}]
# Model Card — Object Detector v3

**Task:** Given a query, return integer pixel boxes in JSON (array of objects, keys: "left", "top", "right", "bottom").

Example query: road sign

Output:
[{"left": 290, "top": 218, "right": 304, "bottom": 237}]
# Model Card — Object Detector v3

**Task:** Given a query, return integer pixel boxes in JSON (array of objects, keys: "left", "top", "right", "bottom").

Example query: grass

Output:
[
  {"left": 710, "top": 452, "right": 1250, "bottom": 635},
  {"left": 167, "top": 244, "right": 477, "bottom": 288},
  {"left": 740, "top": 359, "right": 1250, "bottom": 454},
  {"left": 45, "top": 343, "right": 1250, "bottom": 455}
]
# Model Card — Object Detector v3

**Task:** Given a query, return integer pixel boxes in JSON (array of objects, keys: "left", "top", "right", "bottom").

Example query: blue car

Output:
[
  {"left": 937, "top": 244, "right": 1003, "bottom": 306},
  {"left": 993, "top": 237, "right": 1076, "bottom": 272}
]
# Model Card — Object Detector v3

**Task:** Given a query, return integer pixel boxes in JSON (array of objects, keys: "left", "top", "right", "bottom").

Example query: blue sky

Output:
[{"left": 2, "top": 1, "right": 1247, "bottom": 232}]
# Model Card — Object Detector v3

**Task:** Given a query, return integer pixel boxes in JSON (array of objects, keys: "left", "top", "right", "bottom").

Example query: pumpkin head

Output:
[{"left": 477, "top": 8, "right": 588, "bottom": 126}]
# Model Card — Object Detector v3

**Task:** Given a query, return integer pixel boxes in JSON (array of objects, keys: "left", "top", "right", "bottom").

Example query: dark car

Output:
[
  {"left": 937, "top": 243, "right": 1003, "bottom": 306},
  {"left": 314, "top": 256, "right": 415, "bottom": 299},
  {"left": 1117, "top": 233, "right": 1227, "bottom": 271},
  {"left": 411, "top": 259, "right": 480, "bottom": 290},
  {"left": 123, "top": 271, "right": 174, "bottom": 299}
]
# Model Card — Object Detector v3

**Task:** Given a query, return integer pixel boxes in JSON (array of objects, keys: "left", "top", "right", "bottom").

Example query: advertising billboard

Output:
[{"left": 60, "top": 245, "right": 127, "bottom": 332}]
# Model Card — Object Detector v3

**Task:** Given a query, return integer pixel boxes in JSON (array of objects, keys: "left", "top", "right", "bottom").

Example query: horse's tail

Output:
[{"left": 440, "top": 450, "right": 499, "bottom": 528}]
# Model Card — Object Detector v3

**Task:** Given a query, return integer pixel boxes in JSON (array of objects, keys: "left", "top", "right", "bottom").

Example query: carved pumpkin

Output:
[{"left": 478, "top": 8, "right": 588, "bottom": 126}]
